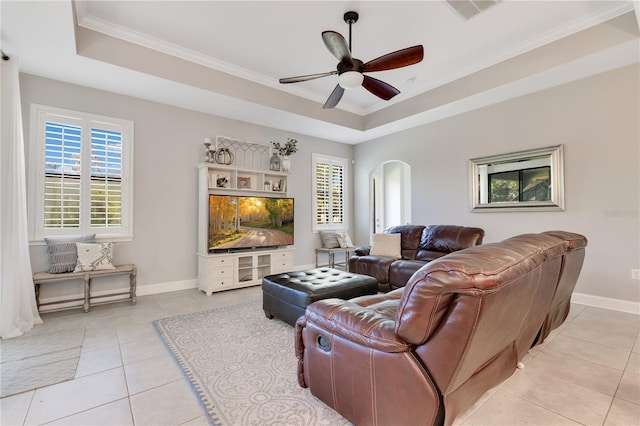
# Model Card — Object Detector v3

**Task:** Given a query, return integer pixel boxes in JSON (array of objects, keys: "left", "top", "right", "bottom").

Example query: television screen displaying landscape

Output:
[{"left": 208, "top": 195, "right": 294, "bottom": 251}]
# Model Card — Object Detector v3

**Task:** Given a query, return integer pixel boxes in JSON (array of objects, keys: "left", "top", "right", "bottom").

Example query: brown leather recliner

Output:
[
  {"left": 535, "top": 230, "right": 588, "bottom": 345},
  {"left": 349, "top": 224, "right": 485, "bottom": 292},
  {"left": 296, "top": 231, "right": 587, "bottom": 426}
]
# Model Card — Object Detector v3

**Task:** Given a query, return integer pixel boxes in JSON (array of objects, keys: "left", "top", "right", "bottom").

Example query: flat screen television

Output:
[{"left": 208, "top": 195, "right": 294, "bottom": 253}]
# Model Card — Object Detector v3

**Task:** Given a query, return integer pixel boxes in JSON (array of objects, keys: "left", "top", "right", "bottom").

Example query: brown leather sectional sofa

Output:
[
  {"left": 349, "top": 224, "right": 485, "bottom": 292},
  {"left": 296, "top": 231, "right": 587, "bottom": 425}
]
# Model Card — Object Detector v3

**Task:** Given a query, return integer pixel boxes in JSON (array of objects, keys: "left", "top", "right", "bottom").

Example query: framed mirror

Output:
[{"left": 469, "top": 145, "right": 564, "bottom": 212}]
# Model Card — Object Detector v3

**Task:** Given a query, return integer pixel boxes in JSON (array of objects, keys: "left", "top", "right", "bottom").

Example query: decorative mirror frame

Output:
[{"left": 469, "top": 145, "right": 565, "bottom": 212}]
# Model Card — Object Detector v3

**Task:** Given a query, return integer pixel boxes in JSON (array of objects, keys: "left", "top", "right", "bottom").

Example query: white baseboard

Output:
[
  {"left": 572, "top": 292, "right": 640, "bottom": 315},
  {"left": 136, "top": 279, "right": 197, "bottom": 296},
  {"left": 36, "top": 276, "right": 639, "bottom": 316}
]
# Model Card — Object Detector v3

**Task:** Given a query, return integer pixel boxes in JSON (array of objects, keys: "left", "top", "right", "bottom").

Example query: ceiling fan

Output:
[{"left": 279, "top": 11, "right": 424, "bottom": 109}]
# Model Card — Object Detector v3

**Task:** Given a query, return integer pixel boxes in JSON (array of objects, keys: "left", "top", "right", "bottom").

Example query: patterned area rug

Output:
[
  {"left": 153, "top": 300, "right": 349, "bottom": 426},
  {"left": 0, "top": 328, "right": 85, "bottom": 397}
]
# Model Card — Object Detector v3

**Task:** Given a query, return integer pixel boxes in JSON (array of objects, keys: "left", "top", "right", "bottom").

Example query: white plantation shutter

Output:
[
  {"left": 30, "top": 105, "right": 133, "bottom": 240},
  {"left": 90, "top": 128, "right": 123, "bottom": 227},
  {"left": 313, "top": 154, "right": 347, "bottom": 230},
  {"left": 315, "top": 162, "right": 330, "bottom": 225},
  {"left": 44, "top": 121, "right": 82, "bottom": 229},
  {"left": 331, "top": 163, "right": 344, "bottom": 224}
]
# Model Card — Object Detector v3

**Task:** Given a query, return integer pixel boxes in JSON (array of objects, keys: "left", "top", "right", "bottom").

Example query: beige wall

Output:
[
  {"left": 20, "top": 74, "right": 353, "bottom": 302},
  {"left": 20, "top": 64, "right": 640, "bottom": 308},
  {"left": 353, "top": 64, "right": 640, "bottom": 305}
]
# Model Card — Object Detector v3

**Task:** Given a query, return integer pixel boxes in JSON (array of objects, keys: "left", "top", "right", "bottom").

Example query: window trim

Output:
[
  {"left": 312, "top": 153, "right": 348, "bottom": 231},
  {"left": 28, "top": 104, "right": 134, "bottom": 242}
]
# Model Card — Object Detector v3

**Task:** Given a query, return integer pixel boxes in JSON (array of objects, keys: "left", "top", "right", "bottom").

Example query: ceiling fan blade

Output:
[
  {"left": 362, "top": 45, "right": 424, "bottom": 72},
  {"left": 322, "top": 84, "right": 345, "bottom": 109},
  {"left": 322, "top": 31, "right": 353, "bottom": 65},
  {"left": 362, "top": 75, "right": 400, "bottom": 101},
  {"left": 279, "top": 71, "right": 337, "bottom": 84}
]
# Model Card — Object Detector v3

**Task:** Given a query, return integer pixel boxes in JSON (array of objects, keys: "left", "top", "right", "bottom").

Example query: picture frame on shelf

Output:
[{"left": 237, "top": 176, "right": 252, "bottom": 189}]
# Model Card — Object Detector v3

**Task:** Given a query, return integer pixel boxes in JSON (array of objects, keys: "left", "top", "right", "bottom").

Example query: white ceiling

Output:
[{"left": 2, "top": 1, "right": 639, "bottom": 143}]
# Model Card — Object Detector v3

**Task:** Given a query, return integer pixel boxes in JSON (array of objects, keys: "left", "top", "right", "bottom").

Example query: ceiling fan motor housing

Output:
[{"left": 337, "top": 58, "right": 363, "bottom": 75}]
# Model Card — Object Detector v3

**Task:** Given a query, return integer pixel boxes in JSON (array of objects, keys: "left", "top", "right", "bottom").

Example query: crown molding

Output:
[
  {"left": 75, "top": 14, "right": 366, "bottom": 115},
  {"left": 363, "top": 2, "right": 635, "bottom": 116}
]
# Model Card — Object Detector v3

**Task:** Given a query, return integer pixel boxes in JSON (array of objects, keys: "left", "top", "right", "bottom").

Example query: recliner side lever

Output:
[{"left": 317, "top": 335, "right": 331, "bottom": 352}]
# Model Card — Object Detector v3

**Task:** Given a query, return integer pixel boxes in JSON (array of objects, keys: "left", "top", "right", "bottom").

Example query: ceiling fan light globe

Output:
[{"left": 338, "top": 71, "right": 364, "bottom": 89}]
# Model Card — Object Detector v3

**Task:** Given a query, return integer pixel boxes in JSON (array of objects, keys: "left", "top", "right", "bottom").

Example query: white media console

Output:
[{"left": 196, "top": 137, "right": 294, "bottom": 295}]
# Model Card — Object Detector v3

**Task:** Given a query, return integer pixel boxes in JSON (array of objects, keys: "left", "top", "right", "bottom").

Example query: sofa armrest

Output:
[
  {"left": 353, "top": 245, "right": 371, "bottom": 256},
  {"left": 348, "top": 255, "right": 395, "bottom": 290},
  {"left": 303, "top": 298, "right": 411, "bottom": 353}
]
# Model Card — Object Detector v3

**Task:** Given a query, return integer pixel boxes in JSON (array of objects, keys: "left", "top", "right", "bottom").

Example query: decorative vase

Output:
[
  {"left": 281, "top": 155, "right": 290, "bottom": 173},
  {"left": 270, "top": 153, "right": 281, "bottom": 171},
  {"left": 215, "top": 148, "right": 234, "bottom": 165},
  {"left": 203, "top": 140, "right": 215, "bottom": 163}
]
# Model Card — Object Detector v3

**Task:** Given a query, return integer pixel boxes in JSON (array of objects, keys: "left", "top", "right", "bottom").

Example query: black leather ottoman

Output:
[{"left": 262, "top": 268, "right": 378, "bottom": 326}]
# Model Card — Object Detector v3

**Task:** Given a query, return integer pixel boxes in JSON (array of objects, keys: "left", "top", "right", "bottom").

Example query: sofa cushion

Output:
[
  {"left": 389, "top": 260, "right": 428, "bottom": 290},
  {"left": 418, "top": 225, "right": 484, "bottom": 254},
  {"left": 370, "top": 233, "right": 402, "bottom": 259},
  {"left": 349, "top": 255, "right": 396, "bottom": 292},
  {"left": 385, "top": 225, "right": 425, "bottom": 260},
  {"left": 414, "top": 250, "right": 448, "bottom": 263}
]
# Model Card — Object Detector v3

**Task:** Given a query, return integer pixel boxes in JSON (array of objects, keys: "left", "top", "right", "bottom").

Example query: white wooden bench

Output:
[{"left": 33, "top": 264, "right": 137, "bottom": 313}]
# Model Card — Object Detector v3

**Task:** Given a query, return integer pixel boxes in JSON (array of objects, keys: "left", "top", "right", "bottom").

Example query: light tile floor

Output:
[{"left": 1, "top": 286, "right": 639, "bottom": 425}]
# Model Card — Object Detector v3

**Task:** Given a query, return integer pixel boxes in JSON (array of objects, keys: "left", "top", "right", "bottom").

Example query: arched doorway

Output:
[{"left": 369, "top": 160, "right": 411, "bottom": 234}]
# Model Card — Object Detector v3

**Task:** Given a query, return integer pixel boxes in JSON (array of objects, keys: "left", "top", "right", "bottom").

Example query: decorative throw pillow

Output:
[
  {"left": 74, "top": 242, "right": 116, "bottom": 272},
  {"left": 45, "top": 234, "right": 96, "bottom": 273},
  {"left": 319, "top": 231, "right": 340, "bottom": 249},
  {"left": 336, "top": 232, "right": 354, "bottom": 248},
  {"left": 370, "top": 233, "right": 402, "bottom": 259}
]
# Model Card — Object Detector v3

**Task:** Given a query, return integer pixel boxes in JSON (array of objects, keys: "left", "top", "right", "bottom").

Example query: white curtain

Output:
[{"left": 0, "top": 55, "right": 42, "bottom": 339}]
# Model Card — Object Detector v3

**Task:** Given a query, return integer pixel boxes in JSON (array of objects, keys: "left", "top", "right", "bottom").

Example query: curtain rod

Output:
[{"left": 1, "top": 50, "right": 9, "bottom": 60}]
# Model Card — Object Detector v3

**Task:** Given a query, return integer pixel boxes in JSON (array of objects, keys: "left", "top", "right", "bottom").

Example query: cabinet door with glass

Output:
[{"left": 237, "top": 253, "right": 272, "bottom": 284}]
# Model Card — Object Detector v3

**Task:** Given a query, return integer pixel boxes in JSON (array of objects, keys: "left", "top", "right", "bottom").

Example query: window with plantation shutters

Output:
[
  {"left": 312, "top": 153, "right": 348, "bottom": 230},
  {"left": 90, "top": 128, "right": 123, "bottom": 228},
  {"left": 30, "top": 105, "right": 133, "bottom": 241},
  {"left": 44, "top": 121, "right": 82, "bottom": 229}
]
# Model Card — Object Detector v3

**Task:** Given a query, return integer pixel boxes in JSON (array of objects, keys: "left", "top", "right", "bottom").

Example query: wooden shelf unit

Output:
[{"left": 196, "top": 137, "right": 294, "bottom": 295}]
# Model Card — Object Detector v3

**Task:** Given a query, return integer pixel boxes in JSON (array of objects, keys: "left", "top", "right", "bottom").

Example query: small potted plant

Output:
[{"left": 270, "top": 138, "right": 298, "bottom": 172}]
